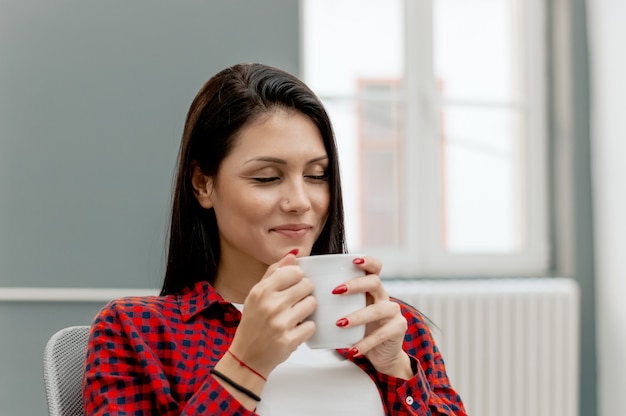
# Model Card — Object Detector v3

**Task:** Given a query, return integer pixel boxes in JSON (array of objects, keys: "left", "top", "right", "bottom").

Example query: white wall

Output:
[{"left": 587, "top": 1, "right": 626, "bottom": 415}]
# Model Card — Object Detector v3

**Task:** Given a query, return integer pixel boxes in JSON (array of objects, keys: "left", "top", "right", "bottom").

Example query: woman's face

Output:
[{"left": 198, "top": 109, "right": 330, "bottom": 269}]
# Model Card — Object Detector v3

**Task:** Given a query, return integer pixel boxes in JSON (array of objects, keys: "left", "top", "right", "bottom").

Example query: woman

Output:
[{"left": 82, "top": 63, "right": 466, "bottom": 415}]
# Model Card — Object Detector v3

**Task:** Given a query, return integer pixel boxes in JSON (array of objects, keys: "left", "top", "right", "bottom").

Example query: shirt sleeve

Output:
[
  {"left": 351, "top": 299, "right": 467, "bottom": 416},
  {"left": 82, "top": 300, "right": 257, "bottom": 416}
]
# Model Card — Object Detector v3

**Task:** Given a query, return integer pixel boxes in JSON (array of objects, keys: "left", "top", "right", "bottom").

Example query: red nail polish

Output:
[
  {"left": 348, "top": 347, "right": 359, "bottom": 358},
  {"left": 352, "top": 257, "right": 364, "bottom": 264},
  {"left": 336, "top": 317, "right": 349, "bottom": 327},
  {"left": 286, "top": 248, "right": 299, "bottom": 256},
  {"left": 332, "top": 284, "right": 348, "bottom": 295}
]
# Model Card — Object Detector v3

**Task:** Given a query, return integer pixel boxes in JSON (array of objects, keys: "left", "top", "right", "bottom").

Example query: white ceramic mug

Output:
[{"left": 296, "top": 253, "right": 366, "bottom": 349}]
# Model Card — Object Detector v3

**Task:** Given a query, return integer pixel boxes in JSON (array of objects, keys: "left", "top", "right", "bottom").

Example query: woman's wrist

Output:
[
  {"left": 213, "top": 353, "right": 267, "bottom": 410},
  {"left": 375, "top": 351, "right": 414, "bottom": 380}
]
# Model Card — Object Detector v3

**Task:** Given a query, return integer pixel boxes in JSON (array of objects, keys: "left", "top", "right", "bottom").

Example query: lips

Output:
[{"left": 271, "top": 224, "right": 312, "bottom": 238}]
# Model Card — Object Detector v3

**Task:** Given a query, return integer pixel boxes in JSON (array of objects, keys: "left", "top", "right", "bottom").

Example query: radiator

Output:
[{"left": 384, "top": 278, "right": 579, "bottom": 416}]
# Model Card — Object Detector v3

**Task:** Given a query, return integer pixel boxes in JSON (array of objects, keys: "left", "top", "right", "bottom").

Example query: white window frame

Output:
[{"left": 300, "top": 0, "right": 549, "bottom": 278}]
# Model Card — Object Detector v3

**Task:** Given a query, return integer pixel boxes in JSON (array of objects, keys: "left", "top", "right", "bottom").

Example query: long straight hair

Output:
[{"left": 161, "top": 63, "right": 347, "bottom": 295}]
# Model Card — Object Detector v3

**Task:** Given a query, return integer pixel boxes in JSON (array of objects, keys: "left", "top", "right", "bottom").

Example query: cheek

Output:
[
  {"left": 313, "top": 186, "right": 331, "bottom": 216},
  {"left": 212, "top": 190, "right": 252, "bottom": 221},
  {"left": 229, "top": 191, "right": 277, "bottom": 220}
]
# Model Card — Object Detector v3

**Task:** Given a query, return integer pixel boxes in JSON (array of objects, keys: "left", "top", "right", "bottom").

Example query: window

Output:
[
  {"left": 358, "top": 80, "right": 403, "bottom": 247},
  {"left": 301, "top": 0, "right": 548, "bottom": 277}
]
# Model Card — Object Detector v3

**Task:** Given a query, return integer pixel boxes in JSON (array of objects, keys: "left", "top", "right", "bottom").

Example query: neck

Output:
[{"left": 213, "top": 251, "right": 268, "bottom": 304}]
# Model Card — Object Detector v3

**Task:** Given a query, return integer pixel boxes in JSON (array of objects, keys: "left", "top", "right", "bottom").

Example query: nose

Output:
[{"left": 280, "top": 178, "right": 311, "bottom": 213}]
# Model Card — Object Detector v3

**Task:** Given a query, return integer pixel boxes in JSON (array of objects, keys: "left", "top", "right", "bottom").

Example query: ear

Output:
[{"left": 191, "top": 161, "right": 214, "bottom": 209}]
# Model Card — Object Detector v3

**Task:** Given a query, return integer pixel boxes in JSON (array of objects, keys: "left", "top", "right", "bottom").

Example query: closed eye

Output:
[
  {"left": 305, "top": 173, "right": 329, "bottom": 181},
  {"left": 252, "top": 177, "right": 280, "bottom": 183}
]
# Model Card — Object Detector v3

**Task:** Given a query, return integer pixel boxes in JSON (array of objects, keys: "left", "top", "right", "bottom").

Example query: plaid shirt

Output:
[{"left": 83, "top": 281, "right": 466, "bottom": 415}]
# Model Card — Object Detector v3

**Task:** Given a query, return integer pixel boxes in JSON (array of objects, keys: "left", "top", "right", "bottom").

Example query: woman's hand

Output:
[
  {"left": 334, "top": 256, "right": 413, "bottom": 379},
  {"left": 227, "top": 252, "right": 317, "bottom": 378}
]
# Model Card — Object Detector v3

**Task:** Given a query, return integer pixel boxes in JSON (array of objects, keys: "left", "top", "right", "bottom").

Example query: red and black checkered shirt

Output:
[{"left": 83, "top": 281, "right": 466, "bottom": 415}]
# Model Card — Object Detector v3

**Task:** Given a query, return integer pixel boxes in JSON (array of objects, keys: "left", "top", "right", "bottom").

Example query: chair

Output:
[{"left": 43, "top": 325, "right": 91, "bottom": 416}]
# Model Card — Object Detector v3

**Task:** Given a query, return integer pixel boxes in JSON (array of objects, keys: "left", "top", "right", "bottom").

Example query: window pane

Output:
[
  {"left": 441, "top": 107, "right": 523, "bottom": 252},
  {"left": 434, "top": 0, "right": 524, "bottom": 253},
  {"left": 302, "top": 0, "right": 404, "bottom": 95},
  {"left": 434, "top": 0, "right": 517, "bottom": 102},
  {"left": 302, "top": 0, "right": 404, "bottom": 251}
]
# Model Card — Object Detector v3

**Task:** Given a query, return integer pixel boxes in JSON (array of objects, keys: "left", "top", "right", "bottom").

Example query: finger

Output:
[
  {"left": 332, "top": 274, "right": 389, "bottom": 301},
  {"left": 274, "top": 276, "right": 314, "bottom": 309},
  {"left": 284, "top": 276, "right": 314, "bottom": 301},
  {"left": 266, "top": 293, "right": 315, "bottom": 331},
  {"left": 285, "top": 294, "right": 317, "bottom": 327},
  {"left": 346, "top": 315, "right": 408, "bottom": 354},
  {"left": 266, "top": 265, "right": 306, "bottom": 292},
  {"left": 246, "top": 264, "right": 303, "bottom": 307},
  {"left": 351, "top": 316, "right": 407, "bottom": 357},
  {"left": 262, "top": 252, "right": 299, "bottom": 280},
  {"left": 337, "top": 300, "right": 399, "bottom": 328},
  {"left": 286, "top": 319, "right": 316, "bottom": 348},
  {"left": 352, "top": 255, "right": 382, "bottom": 276},
  {"left": 267, "top": 307, "right": 316, "bottom": 352}
]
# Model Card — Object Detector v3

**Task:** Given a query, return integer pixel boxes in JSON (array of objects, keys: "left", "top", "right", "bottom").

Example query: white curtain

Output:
[{"left": 587, "top": 1, "right": 626, "bottom": 415}]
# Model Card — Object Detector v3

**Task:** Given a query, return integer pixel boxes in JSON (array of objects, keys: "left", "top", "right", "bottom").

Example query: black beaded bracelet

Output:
[{"left": 210, "top": 368, "right": 262, "bottom": 402}]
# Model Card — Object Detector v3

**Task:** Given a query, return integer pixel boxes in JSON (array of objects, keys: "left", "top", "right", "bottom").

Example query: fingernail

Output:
[
  {"left": 332, "top": 284, "right": 348, "bottom": 295},
  {"left": 335, "top": 317, "right": 349, "bottom": 327},
  {"left": 348, "top": 347, "right": 359, "bottom": 358},
  {"left": 352, "top": 257, "right": 364, "bottom": 264},
  {"left": 285, "top": 248, "right": 299, "bottom": 256}
]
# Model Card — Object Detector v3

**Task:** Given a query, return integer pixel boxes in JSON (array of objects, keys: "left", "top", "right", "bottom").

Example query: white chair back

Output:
[{"left": 43, "top": 325, "right": 90, "bottom": 416}]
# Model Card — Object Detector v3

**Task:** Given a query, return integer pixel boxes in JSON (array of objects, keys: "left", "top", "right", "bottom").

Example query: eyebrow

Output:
[{"left": 245, "top": 155, "right": 328, "bottom": 165}]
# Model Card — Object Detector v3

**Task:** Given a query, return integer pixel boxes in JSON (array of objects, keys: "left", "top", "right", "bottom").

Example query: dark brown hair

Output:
[{"left": 161, "top": 63, "right": 346, "bottom": 295}]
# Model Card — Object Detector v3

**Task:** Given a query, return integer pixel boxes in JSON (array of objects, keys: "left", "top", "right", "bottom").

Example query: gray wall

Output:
[{"left": 0, "top": 1, "right": 300, "bottom": 414}]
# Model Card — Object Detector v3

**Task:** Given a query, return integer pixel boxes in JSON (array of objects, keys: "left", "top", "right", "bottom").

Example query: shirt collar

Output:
[{"left": 179, "top": 280, "right": 236, "bottom": 322}]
